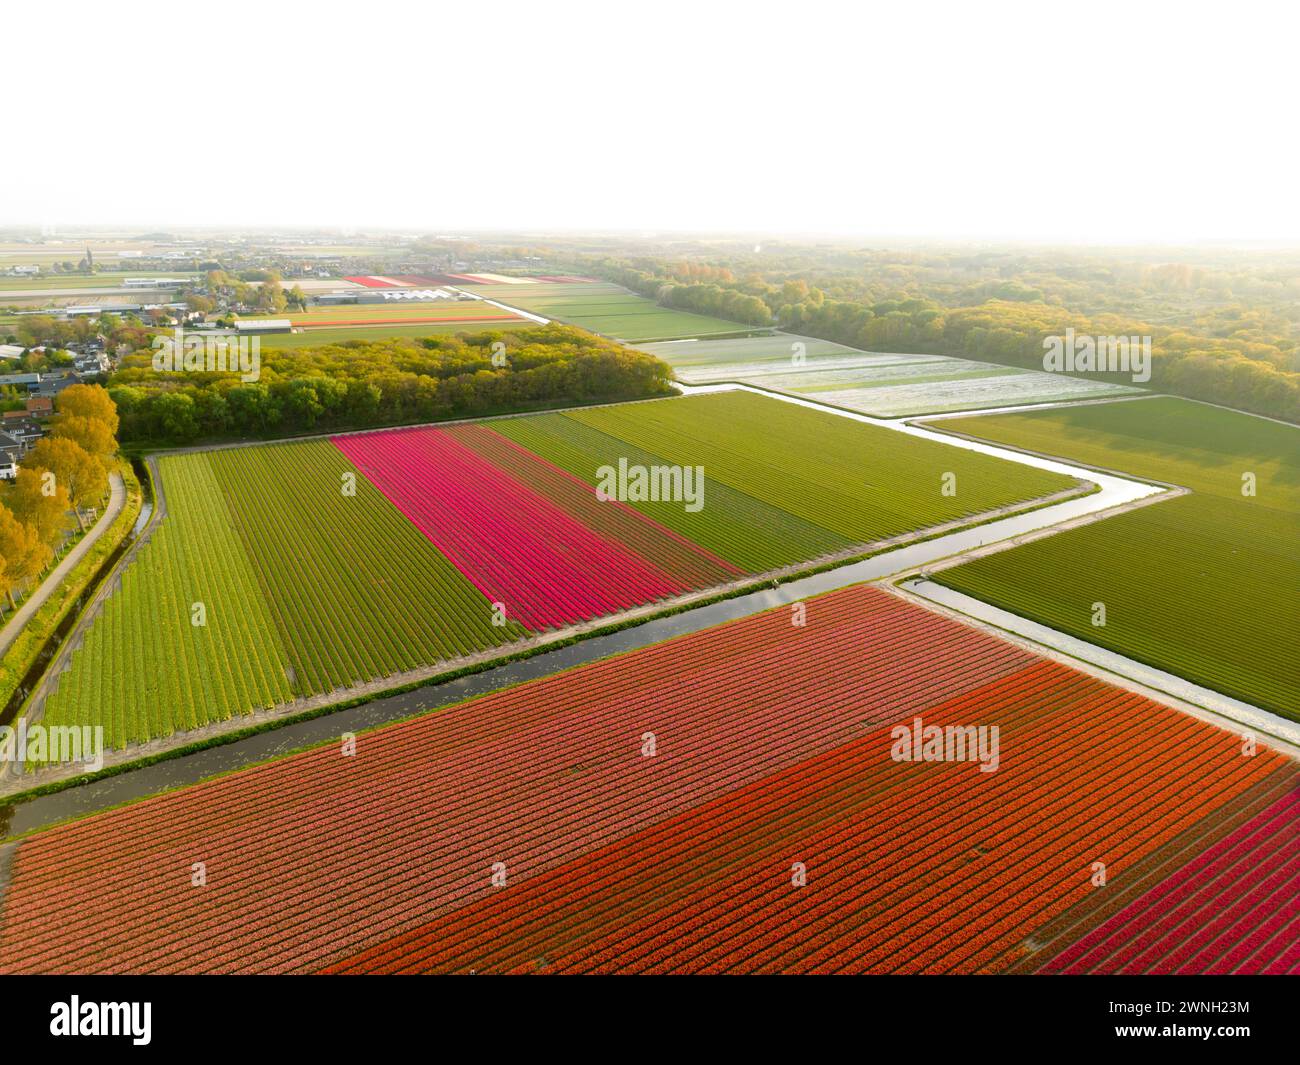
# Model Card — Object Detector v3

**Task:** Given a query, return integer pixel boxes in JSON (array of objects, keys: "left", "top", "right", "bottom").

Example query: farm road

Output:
[{"left": 0, "top": 471, "right": 126, "bottom": 659}]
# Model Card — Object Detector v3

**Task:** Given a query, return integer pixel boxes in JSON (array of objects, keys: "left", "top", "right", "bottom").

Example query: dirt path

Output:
[
  {"left": 448, "top": 286, "right": 551, "bottom": 324},
  {"left": 0, "top": 471, "right": 126, "bottom": 659},
  {"left": 0, "top": 458, "right": 163, "bottom": 780}
]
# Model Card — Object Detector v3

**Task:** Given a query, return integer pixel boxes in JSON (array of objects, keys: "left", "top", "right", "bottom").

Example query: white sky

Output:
[{"left": 4, "top": 0, "right": 1295, "bottom": 243}]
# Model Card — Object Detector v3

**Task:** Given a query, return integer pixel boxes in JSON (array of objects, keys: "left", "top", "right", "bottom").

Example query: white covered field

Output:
[{"left": 636, "top": 334, "right": 1141, "bottom": 416}]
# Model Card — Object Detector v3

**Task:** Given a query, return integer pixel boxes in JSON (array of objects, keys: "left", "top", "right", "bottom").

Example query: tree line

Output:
[
  {"left": 108, "top": 325, "right": 674, "bottom": 445},
  {"left": 0, "top": 385, "right": 118, "bottom": 613},
  {"left": 588, "top": 255, "right": 1300, "bottom": 422}
]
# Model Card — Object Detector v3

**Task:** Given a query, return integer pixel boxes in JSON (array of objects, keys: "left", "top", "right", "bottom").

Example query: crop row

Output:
[
  {"left": 1041, "top": 787, "right": 1300, "bottom": 974},
  {"left": 933, "top": 397, "right": 1300, "bottom": 720},
  {"left": 8, "top": 587, "right": 1285, "bottom": 975},
  {"left": 450, "top": 424, "right": 741, "bottom": 590},
  {"left": 329, "top": 661, "right": 1101, "bottom": 973},
  {"left": 566, "top": 391, "right": 1076, "bottom": 542},
  {"left": 491, "top": 411, "right": 852, "bottom": 571},
  {"left": 0, "top": 587, "right": 1034, "bottom": 972},
  {"left": 208, "top": 440, "right": 522, "bottom": 688},
  {"left": 42, "top": 440, "right": 522, "bottom": 749},
  {"left": 333, "top": 426, "right": 696, "bottom": 630},
  {"left": 40, "top": 454, "right": 295, "bottom": 748},
  {"left": 331, "top": 665, "right": 1278, "bottom": 974}
]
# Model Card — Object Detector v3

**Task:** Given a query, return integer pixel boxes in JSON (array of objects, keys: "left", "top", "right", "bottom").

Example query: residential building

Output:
[
  {"left": 74, "top": 351, "right": 110, "bottom": 375},
  {"left": 34, "top": 372, "right": 81, "bottom": 399},
  {"left": 0, "top": 416, "right": 44, "bottom": 450},
  {"left": 0, "top": 432, "right": 23, "bottom": 479}
]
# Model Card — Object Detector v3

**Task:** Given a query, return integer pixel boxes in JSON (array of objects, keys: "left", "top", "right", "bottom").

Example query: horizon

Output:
[{"left": 5, "top": 0, "right": 1292, "bottom": 243}]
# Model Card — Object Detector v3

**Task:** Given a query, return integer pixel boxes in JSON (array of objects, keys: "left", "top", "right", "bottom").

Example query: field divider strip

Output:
[{"left": 447, "top": 286, "right": 550, "bottom": 324}]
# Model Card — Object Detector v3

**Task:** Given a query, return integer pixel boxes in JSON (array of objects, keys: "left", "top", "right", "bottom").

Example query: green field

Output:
[
  {"left": 41, "top": 442, "right": 525, "bottom": 749},
  {"left": 473, "top": 282, "right": 754, "bottom": 342},
  {"left": 39, "top": 391, "right": 1076, "bottom": 751},
  {"left": 566, "top": 392, "right": 1074, "bottom": 541},
  {"left": 495, "top": 391, "right": 1076, "bottom": 568},
  {"left": 492, "top": 413, "right": 851, "bottom": 571},
  {"left": 931, "top": 397, "right": 1300, "bottom": 719},
  {"left": 43, "top": 454, "right": 297, "bottom": 745},
  {"left": 0, "top": 241, "right": 184, "bottom": 268}
]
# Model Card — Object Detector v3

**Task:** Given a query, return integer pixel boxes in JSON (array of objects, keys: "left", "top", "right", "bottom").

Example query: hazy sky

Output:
[{"left": 5, "top": 1, "right": 1293, "bottom": 242}]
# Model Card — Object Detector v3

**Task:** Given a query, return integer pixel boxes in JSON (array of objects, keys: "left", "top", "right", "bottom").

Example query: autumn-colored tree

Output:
[
  {"left": 3, "top": 467, "right": 73, "bottom": 545},
  {"left": 23, "top": 437, "right": 106, "bottom": 531},
  {"left": 51, "top": 414, "right": 115, "bottom": 459},
  {"left": 56, "top": 383, "right": 120, "bottom": 436},
  {"left": 0, "top": 504, "right": 51, "bottom": 610}
]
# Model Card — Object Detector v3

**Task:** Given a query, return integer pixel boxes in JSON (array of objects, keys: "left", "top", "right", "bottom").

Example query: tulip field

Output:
[
  {"left": 2, "top": 586, "right": 1292, "bottom": 974},
  {"left": 333, "top": 423, "right": 742, "bottom": 631},
  {"left": 1038, "top": 781, "right": 1300, "bottom": 974},
  {"left": 931, "top": 397, "right": 1300, "bottom": 719},
  {"left": 37, "top": 392, "right": 1074, "bottom": 750}
]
